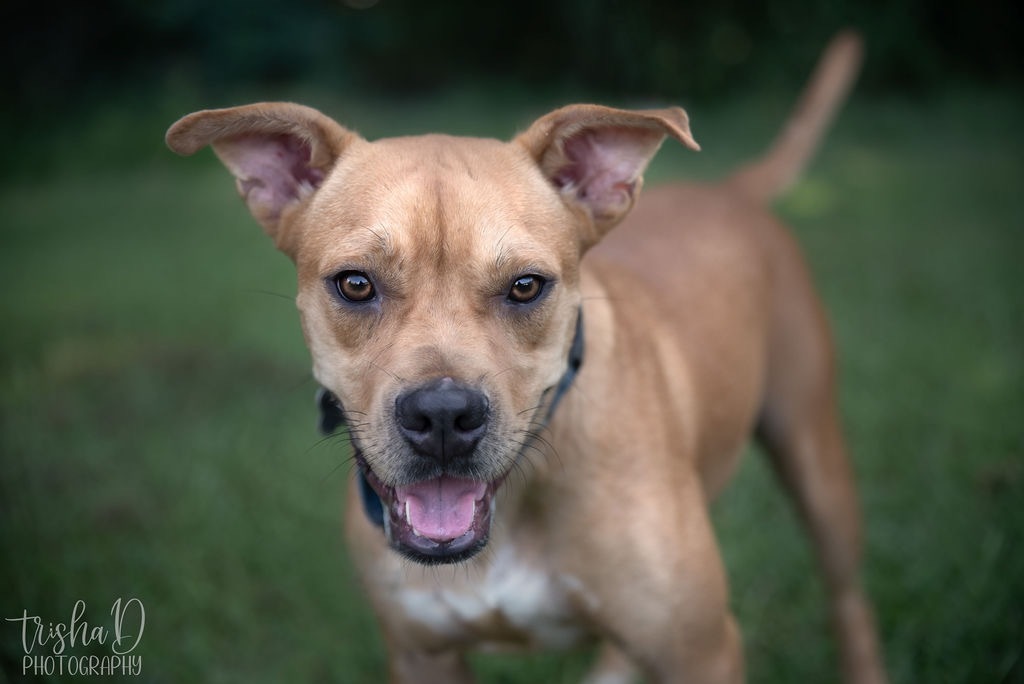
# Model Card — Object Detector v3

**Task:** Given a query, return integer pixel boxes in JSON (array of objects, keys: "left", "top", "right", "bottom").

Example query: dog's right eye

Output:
[
  {"left": 334, "top": 271, "right": 376, "bottom": 303},
  {"left": 507, "top": 274, "right": 546, "bottom": 304}
]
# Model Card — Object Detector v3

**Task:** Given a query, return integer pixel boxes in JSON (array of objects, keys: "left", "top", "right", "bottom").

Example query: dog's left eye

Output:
[{"left": 507, "top": 275, "right": 546, "bottom": 304}]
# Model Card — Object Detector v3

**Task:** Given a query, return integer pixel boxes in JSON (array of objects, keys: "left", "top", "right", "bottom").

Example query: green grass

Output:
[{"left": 2, "top": 86, "right": 1022, "bottom": 683}]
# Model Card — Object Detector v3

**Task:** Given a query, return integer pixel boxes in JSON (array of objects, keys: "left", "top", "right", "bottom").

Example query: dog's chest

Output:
[{"left": 395, "top": 545, "right": 595, "bottom": 650}]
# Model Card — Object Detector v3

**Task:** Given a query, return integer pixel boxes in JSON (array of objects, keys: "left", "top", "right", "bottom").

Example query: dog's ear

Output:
[
  {"left": 516, "top": 104, "right": 699, "bottom": 247},
  {"left": 166, "top": 102, "right": 360, "bottom": 252}
]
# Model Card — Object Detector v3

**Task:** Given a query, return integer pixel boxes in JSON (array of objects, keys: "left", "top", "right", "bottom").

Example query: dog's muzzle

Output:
[
  {"left": 318, "top": 379, "right": 500, "bottom": 564},
  {"left": 317, "top": 307, "right": 584, "bottom": 565},
  {"left": 382, "top": 378, "right": 496, "bottom": 563}
]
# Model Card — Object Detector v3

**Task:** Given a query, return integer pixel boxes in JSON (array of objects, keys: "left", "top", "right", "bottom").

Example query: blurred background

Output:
[{"left": 2, "top": 1, "right": 1022, "bottom": 682}]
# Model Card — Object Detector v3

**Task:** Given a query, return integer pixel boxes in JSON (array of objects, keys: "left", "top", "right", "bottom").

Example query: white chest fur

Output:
[{"left": 395, "top": 544, "right": 597, "bottom": 651}]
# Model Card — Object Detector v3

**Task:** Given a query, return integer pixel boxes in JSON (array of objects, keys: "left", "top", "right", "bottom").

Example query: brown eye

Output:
[
  {"left": 334, "top": 271, "right": 376, "bottom": 303},
  {"left": 508, "top": 275, "right": 545, "bottom": 304}
]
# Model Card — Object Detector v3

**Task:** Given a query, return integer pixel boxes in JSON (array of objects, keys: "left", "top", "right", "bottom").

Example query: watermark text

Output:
[{"left": 6, "top": 598, "right": 144, "bottom": 677}]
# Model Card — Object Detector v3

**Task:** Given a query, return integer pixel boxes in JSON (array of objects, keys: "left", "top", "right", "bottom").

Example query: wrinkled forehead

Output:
[{"left": 298, "top": 134, "right": 577, "bottom": 278}]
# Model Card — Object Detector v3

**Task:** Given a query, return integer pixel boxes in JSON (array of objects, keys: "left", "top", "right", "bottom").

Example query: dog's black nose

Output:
[{"left": 395, "top": 378, "right": 489, "bottom": 462}]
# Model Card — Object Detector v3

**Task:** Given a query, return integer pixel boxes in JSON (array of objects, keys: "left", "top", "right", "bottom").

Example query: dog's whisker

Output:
[
  {"left": 490, "top": 365, "right": 523, "bottom": 380},
  {"left": 348, "top": 339, "right": 408, "bottom": 385},
  {"left": 246, "top": 288, "right": 296, "bottom": 302},
  {"left": 366, "top": 360, "right": 403, "bottom": 383},
  {"left": 304, "top": 431, "right": 353, "bottom": 457}
]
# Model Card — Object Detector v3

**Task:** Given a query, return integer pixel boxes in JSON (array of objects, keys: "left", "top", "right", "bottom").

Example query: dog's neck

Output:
[
  {"left": 544, "top": 308, "right": 585, "bottom": 424},
  {"left": 318, "top": 307, "right": 585, "bottom": 530}
]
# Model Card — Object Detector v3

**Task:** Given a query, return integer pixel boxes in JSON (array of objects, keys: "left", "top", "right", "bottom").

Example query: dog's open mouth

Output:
[{"left": 357, "top": 456, "right": 498, "bottom": 565}]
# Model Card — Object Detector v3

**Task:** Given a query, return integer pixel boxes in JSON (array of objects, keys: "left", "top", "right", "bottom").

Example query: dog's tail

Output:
[{"left": 727, "top": 30, "right": 863, "bottom": 202}]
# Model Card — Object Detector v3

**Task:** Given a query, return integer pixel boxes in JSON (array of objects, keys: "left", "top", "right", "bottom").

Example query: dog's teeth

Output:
[{"left": 405, "top": 501, "right": 424, "bottom": 536}]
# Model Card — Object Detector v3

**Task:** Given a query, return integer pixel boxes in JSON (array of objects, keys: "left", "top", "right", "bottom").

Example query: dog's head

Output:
[{"left": 166, "top": 102, "right": 697, "bottom": 564}]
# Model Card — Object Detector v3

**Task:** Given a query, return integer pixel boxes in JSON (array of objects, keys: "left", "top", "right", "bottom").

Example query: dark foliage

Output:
[{"left": 2, "top": 0, "right": 1022, "bottom": 121}]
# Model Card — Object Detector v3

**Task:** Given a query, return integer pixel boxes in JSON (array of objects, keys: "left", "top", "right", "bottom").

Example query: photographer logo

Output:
[{"left": 6, "top": 598, "right": 144, "bottom": 677}]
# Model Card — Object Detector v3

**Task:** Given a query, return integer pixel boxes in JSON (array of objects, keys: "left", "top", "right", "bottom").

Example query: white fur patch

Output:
[{"left": 396, "top": 544, "right": 596, "bottom": 650}]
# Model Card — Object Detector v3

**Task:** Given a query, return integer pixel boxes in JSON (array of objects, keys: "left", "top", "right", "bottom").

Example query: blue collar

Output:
[{"left": 317, "top": 307, "right": 584, "bottom": 529}]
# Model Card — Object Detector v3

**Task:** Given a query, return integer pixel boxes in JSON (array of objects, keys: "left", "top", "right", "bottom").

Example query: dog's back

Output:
[{"left": 584, "top": 31, "right": 864, "bottom": 497}]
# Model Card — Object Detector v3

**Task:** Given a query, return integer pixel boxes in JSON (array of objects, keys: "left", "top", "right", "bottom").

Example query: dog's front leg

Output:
[
  {"left": 578, "top": 475, "right": 744, "bottom": 684},
  {"left": 384, "top": 645, "right": 474, "bottom": 684},
  {"left": 582, "top": 641, "right": 640, "bottom": 684}
]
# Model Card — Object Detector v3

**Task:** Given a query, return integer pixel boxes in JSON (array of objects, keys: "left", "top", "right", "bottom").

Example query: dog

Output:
[{"left": 167, "top": 31, "right": 886, "bottom": 684}]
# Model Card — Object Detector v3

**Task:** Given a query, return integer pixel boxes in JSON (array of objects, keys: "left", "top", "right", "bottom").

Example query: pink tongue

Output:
[{"left": 395, "top": 477, "right": 487, "bottom": 542}]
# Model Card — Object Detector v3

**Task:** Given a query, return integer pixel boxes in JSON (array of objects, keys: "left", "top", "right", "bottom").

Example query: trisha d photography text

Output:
[{"left": 5, "top": 598, "right": 145, "bottom": 677}]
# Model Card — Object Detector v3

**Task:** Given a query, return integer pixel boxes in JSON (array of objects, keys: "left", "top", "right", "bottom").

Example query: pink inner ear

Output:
[
  {"left": 218, "top": 133, "right": 325, "bottom": 221},
  {"left": 552, "top": 126, "right": 662, "bottom": 215}
]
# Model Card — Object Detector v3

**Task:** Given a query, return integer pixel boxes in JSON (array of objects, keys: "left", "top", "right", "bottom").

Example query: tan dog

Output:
[{"left": 167, "top": 32, "right": 886, "bottom": 684}]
